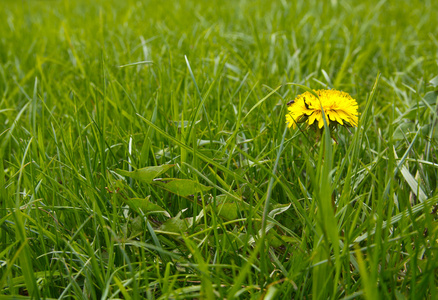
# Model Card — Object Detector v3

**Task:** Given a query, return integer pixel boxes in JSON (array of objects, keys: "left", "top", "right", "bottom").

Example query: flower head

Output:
[{"left": 286, "top": 89, "right": 358, "bottom": 129}]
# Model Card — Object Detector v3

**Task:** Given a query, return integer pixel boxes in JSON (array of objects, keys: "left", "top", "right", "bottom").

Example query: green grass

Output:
[{"left": 1, "top": 0, "right": 438, "bottom": 298}]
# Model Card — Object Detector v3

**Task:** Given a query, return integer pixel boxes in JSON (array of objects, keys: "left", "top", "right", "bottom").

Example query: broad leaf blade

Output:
[
  {"left": 116, "top": 165, "right": 174, "bottom": 183},
  {"left": 153, "top": 179, "right": 211, "bottom": 197},
  {"left": 123, "top": 196, "right": 170, "bottom": 217},
  {"left": 215, "top": 202, "right": 240, "bottom": 220},
  {"left": 429, "top": 75, "right": 438, "bottom": 87},
  {"left": 159, "top": 211, "right": 192, "bottom": 233}
]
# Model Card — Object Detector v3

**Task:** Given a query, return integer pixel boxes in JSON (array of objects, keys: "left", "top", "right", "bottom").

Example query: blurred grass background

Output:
[{"left": 1, "top": 0, "right": 438, "bottom": 298}]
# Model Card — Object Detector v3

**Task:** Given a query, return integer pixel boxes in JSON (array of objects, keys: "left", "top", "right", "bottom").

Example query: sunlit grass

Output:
[{"left": 1, "top": 0, "right": 438, "bottom": 298}]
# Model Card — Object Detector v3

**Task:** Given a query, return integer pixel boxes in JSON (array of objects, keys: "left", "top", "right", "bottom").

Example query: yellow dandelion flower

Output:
[{"left": 286, "top": 89, "right": 358, "bottom": 129}]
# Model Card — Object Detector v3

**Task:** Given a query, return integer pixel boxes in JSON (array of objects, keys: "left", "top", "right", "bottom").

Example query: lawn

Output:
[{"left": 1, "top": 0, "right": 438, "bottom": 298}]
